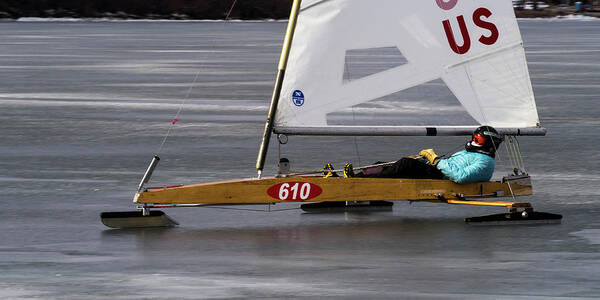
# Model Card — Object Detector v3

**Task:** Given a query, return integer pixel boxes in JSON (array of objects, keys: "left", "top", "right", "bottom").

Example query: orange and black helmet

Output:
[{"left": 466, "top": 126, "right": 503, "bottom": 157}]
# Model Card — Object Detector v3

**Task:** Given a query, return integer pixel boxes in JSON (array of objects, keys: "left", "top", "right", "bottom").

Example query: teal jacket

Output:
[{"left": 436, "top": 150, "right": 495, "bottom": 184}]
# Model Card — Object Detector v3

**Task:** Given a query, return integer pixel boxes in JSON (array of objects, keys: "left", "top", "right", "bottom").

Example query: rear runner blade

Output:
[
  {"left": 100, "top": 210, "right": 179, "bottom": 228},
  {"left": 465, "top": 211, "right": 562, "bottom": 225}
]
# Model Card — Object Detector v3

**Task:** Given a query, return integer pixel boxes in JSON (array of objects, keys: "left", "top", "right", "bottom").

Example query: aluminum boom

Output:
[{"left": 274, "top": 126, "right": 547, "bottom": 136}]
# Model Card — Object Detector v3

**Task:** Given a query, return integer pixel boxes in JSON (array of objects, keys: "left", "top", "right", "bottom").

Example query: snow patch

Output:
[{"left": 520, "top": 14, "right": 600, "bottom": 22}]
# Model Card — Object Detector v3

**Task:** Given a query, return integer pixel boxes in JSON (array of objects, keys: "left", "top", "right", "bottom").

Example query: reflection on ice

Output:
[{"left": 570, "top": 229, "right": 600, "bottom": 245}]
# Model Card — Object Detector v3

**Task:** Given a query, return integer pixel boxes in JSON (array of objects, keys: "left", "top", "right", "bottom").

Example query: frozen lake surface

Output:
[{"left": 1, "top": 19, "right": 600, "bottom": 298}]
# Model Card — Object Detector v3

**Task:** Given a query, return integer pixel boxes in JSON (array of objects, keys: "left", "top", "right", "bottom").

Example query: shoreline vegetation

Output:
[
  {"left": 0, "top": 1, "right": 598, "bottom": 21},
  {"left": 516, "top": 8, "right": 600, "bottom": 18}
]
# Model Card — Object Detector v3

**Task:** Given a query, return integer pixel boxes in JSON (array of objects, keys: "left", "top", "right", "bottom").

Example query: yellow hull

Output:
[{"left": 135, "top": 176, "right": 532, "bottom": 208}]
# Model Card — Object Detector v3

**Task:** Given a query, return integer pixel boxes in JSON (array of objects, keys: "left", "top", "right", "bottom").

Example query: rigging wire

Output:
[
  {"left": 343, "top": 50, "right": 363, "bottom": 166},
  {"left": 504, "top": 135, "right": 527, "bottom": 173},
  {"left": 156, "top": 0, "right": 239, "bottom": 156},
  {"left": 204, "top": 206, "right": 300, "bottom": 212},
  {"left": 497, "top": 135, "right": 530, "bottom": 202},
  {"left": 150, "top": 204, "right": 300, "bottom": 212},
  {"left": 503, "top": 137, "right": 517, "bottom": 171},
  {"left": 351, "top": 110, "right": 362, "bottom": 166},
  {"left": 490, "top": 135, "right": 517, "bottom": 201},
  {"left": 514, "top": 136, "right": 526, "bottom": 172}
]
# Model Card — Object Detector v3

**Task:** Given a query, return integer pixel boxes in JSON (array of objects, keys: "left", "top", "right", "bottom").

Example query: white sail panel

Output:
[
  {"left": 274, "top": 0, "right": 540, "bottom": 129},
  {"left": 443, "top": 45, "right": 539, "bottom": 127}
]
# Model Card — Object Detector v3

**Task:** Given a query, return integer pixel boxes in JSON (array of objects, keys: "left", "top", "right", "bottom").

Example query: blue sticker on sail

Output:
[{"left": 292, "top": 90, "right": 305, "bottom": 107}]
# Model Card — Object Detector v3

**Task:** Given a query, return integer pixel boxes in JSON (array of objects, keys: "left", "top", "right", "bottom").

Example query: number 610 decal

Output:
[{"left": 267, "top": 182, "right": 323, "bottom": 201}]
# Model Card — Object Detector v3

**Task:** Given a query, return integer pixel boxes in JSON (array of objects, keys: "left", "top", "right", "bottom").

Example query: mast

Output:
[{"left": 256, "top": 0, "right": 302, "bottom": 178}]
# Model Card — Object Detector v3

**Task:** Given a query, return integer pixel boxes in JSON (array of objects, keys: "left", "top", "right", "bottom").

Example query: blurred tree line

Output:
[
  {"left": 0, "top": 0, "right": 293, "bottom": 19},
  {"left": 0, "top": 0, "right": 595, "bottom": 19}
]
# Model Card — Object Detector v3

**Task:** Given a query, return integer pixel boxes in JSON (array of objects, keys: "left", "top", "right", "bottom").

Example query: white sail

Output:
[{"left": 274, "top": 0, "right": 540, "bottom": 133}]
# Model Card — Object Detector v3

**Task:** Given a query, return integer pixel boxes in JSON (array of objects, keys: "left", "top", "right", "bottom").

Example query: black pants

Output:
[{"left": 357, "top": 158, "right": 444, "bottom": 179}]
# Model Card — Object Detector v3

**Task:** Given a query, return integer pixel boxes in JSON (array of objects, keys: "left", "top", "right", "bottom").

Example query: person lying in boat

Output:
[{"left": 323, "top": 126, "right": 503, "bottom": 184}]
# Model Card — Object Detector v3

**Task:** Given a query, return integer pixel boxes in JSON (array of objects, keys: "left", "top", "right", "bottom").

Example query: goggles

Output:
[
  {"left": 483, "top": 130, "right": 503, "bottom": 141},
  {"left": 471, "top": 133, "right": 487, "bottom": 146}
]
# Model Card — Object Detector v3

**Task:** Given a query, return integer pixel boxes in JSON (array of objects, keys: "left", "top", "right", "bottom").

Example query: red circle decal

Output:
[
  {"left": 436, "top": 0, "right": 458, "bottom": 10},
  {"left": 267, "top": 182, "right": 323, "bottom": 201}
]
